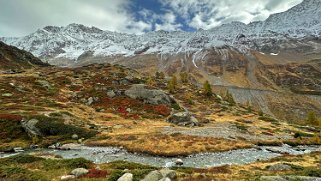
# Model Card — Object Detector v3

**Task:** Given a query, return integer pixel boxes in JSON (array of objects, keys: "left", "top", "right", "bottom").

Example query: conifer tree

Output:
[
  {"left": 168, "top": 75, "right": 177, "bottom": 93},
  {"left": 180, "top": 72, "right": 188, "bottom": 83},
  {"left": 203, "top": 80, "right": 212, "bottom": 97}
]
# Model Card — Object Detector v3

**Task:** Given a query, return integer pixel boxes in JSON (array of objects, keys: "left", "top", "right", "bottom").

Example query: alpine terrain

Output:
[{"left": 0, "top": 0, "right": 320, "bottom": 181}]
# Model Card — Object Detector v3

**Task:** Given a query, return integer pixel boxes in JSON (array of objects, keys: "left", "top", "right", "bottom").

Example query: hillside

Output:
[
  {"left": 1, "top": 0, "right": 321, "bottom": 122},
  {"left": 0, "top": 41, "right": 49, "bottom": 72}
]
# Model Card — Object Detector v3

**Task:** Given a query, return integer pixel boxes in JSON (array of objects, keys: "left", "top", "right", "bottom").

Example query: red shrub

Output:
[
  {"left": 154, "top": 104, "right": 171, "bottom": 116},
  {"left": 81, "top": 169, "right": 108, "bottom": 178},
  {"left": 0, "top": 114, "right": 23, "bottom": 121},
  {"left": 118, "top": 106, "right": 128, "bottom": 117},
  {"left": 131, "top": 114, "right": 140, "bottom": 120}
]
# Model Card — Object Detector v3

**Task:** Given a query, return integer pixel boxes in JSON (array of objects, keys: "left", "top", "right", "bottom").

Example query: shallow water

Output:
[{"left": 1, "top": 145, "right": 320, "bottom": 168}]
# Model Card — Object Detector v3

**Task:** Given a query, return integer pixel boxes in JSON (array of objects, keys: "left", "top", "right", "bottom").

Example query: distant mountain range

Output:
[{"left": 1, "top": 0, "right": 321, "bottom": 63}]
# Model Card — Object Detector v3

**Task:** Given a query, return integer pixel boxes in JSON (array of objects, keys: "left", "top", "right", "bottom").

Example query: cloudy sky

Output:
[{"left": 0, "top": 0, "right": 303, "bottom": 37}]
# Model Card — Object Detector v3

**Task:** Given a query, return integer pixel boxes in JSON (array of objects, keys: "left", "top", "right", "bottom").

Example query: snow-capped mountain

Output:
[{"left": 1, "top": 0, "right": 321, "bottom": 61}]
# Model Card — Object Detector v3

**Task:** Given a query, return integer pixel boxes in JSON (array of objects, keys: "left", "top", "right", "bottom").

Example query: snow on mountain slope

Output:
[{"left": 1, "top": 0, "right": 321, "bottom": 61}]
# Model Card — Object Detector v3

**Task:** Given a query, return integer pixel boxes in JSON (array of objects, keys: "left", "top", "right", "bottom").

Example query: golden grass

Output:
[{"left": 86, "top": 133, "right": 252, "bottom": 157}]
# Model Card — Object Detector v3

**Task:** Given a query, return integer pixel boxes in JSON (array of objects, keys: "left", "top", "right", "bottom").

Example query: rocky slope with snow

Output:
[{"left": 1, "top": 0, "right": 321, "bottom": 62}]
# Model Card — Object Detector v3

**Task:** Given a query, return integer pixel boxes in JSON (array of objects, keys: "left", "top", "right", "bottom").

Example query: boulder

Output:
[
  {"left": 21, "top": 119, "right": 43, "bottom": 137},
  {"left": 125, "top": 84, "right": 177, "bottom": 105},
  {"left": 107, "top": 90, "right": 116, "bottom": 98},
  {"left": 167, "top": 112, "right": 199, "bottom": 127},
  {"left": 71, "top": 134, "right": 79, "bottom": 140},
  {"left": 175, "top": 159, "right": 184, "bottom": 166},
  {"left": 141, "top": 170, "right": 163, "bottom": 181},
  {"left": 71, "top": 168, "right": 88, "bottom": 178},
  {"left": 87, "top": 97, "right": 94, "bottom": 105},
  {"left": 160, "top": 168, "right": 176, "bottom": 179},
  {"left": 61, "top": 175, "right": 75, "bottom": 181},
  {"left": 268, "top": 163, "right": 292, "bottom": 171},
  {"left": 117, "top": 173, "right": 133, "bottom": 181}
]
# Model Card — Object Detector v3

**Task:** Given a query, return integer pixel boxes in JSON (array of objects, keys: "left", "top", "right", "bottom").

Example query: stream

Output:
[{"left": 1, "top": 145, "right": 320, "bottom": 168}]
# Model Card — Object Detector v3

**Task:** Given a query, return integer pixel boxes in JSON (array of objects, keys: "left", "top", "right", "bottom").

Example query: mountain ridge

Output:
[{"left": 1, "top": 0, "right": 320, "bottom": 61}]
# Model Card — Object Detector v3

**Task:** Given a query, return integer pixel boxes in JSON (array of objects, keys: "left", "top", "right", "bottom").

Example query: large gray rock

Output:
[
  {"left": 125, "top": 84, "right": 176, "bottom": 105},
  {"left": 268, "top": 163, "right": 292, "bottom": 171},
  {"left": 21, "top": 119, "right": 42, "bottom": 137},
  {"left": 141, "top": 170, "right": 163, "bottom": 181},
  {"left": 260, "top": 176, "right": 321, "bottom": 181},
  {"left": 160, "top": 168, "right": 176, "bottom": 179},
  {"left": 117, "top": 173, "right": 133, "bottom": 181},
  {"left": 167, "top": 112, "right": 199, "bottom": 127},
  {"left": 71, "top": 168, "right": 88, "bottom": 178}
]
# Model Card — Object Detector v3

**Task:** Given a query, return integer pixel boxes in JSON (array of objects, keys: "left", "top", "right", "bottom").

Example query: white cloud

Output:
[
  {"left": 0, "top": 0, "right": 304, "bottom": 36},
  {"left": 155, "top": 12, "right": 182, "bottom": 31},
  {"left": 161, "top": 0, "right": 303, "bottom": 30},
  {"left": 0, "top": 0, "right": 151, "bottom": 36}
]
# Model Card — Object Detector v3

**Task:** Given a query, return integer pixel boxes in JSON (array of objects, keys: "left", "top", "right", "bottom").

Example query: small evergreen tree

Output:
[
  {"left": 167, "top": 75, "right": 177, "bottom": 93},
  {"left": 180, "top": 72, "right": 189, "bottom": 83},
  {"left": 203, "top": 80, "right": 212, "bottom": 97}
]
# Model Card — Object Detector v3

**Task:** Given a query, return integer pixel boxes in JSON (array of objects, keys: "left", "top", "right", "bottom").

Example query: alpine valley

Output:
[{"left": 0, "top": 0, "right": 321, "bottom": 181}]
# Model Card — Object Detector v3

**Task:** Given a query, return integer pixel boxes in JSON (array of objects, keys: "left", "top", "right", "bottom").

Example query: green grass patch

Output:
[
  {"left": 42, "top": 157, "right": 93, "bottom": 170},
  {"left": 1, "top": 154, "right": 44, "bottom": 165},
  {"left": 30, "top": 115, "right": 96, "bottom": 139},
  {"left": 0, "top": 166, "right": 47, "bottom": 181}
]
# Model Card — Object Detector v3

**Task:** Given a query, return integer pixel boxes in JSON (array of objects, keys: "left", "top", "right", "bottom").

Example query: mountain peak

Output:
[
  {"left": 64, "top": 23, "right": 103, "bottom": 34},
  {"left": 43, "top": 26, "right": 62, "bottom": 33}
]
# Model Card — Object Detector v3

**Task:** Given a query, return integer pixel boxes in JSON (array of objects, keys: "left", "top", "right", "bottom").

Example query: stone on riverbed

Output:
[
  {"left": 175, "top": 159, "right": 184, "bottom": 166},
  {"left": 117, "top": 173, "right": 133, "bottom": 181}
]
